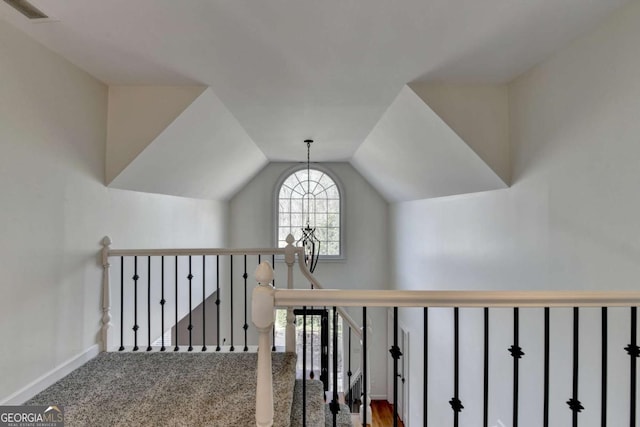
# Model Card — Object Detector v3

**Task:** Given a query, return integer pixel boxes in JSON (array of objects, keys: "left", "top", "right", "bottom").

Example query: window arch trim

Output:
[{"left": 273, "top": 164, "right": 345, "bottom": 261}]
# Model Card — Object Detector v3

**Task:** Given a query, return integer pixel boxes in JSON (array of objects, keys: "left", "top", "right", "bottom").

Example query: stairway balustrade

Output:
[{"left": 102, "top": 235, "right": 640, "bottom": 427}]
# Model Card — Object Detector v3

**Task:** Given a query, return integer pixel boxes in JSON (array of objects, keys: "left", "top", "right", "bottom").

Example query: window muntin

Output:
[{"left": 277, "top": 168, "right": 341, "bottom": 256}]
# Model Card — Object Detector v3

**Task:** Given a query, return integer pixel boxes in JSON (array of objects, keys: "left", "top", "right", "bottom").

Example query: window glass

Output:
[{"left": 277, "top": 168, "right": 341, "bottom": 256}]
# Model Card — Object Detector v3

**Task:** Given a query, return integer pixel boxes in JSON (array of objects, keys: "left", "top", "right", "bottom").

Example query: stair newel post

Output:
[
  {"left": 360, "top": 314, "right": 373, "bottom": 425},
  {"left": 284, "top": 234, "right": 297, "bottom": 353},
  {"left": 101, "top": 236, "right": 112, "bottom": 352},
  {"left": 253, "top": 261, "right": 276, "bottom": 427}
]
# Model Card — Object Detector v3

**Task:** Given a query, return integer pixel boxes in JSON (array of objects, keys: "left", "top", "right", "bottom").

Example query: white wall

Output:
[
  {"left": 409, "top": 83, "right": 511, "bottom": 185},
  {"left": 391, "top": 1, "right": 640, "bottom": 425},
  {"left": 0, "top": 19, "right": 228, "bottom": 402},
  {"left": 229, "top": 162, "right": 390, "bottom": 398},
  {"left": 106, "top": 86, "right": 205, "bottom": 184}
]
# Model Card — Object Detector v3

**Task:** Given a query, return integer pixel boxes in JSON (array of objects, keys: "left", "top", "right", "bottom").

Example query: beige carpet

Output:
[{"left": 26, "top": 352, "right": 296, "bottom": 427}]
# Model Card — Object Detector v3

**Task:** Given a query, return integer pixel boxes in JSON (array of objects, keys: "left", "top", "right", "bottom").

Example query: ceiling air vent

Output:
[{"left": 3, "top": 0, "right": 48, "bottom": 19}]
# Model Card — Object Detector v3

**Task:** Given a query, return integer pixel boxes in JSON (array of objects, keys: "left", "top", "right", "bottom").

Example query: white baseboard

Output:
[
  {"left": 0, "top": 344, "right": 100, "bottom": 405},
  {"left": 370, "top": 394, "right": 387, "bottom": 400}
]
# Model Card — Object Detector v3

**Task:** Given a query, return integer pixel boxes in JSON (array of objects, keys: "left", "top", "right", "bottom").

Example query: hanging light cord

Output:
[{"left": 305, "top": 140, "right": 312, "bottom": 228}]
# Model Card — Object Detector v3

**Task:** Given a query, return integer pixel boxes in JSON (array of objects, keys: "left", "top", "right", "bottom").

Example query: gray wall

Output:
[
  {"left": 391, "top": 2, "right": 640, "bottom": 425},
  {"left": 0, "top": 18, "right": 228, "bottom": 403},
  {"left": 229, "top": 162, "right": 390, "bottom": 398}
]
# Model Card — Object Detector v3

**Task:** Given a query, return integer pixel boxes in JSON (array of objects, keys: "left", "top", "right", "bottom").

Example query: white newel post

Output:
[
  {"left": 360, "top": 315, "right": 373, "bottom": 425},
  {"left": 253, "top": 261, "right": 276, "bottom": 427},
  {"left": 284, "top": 234, "right": 296, "bottom": 353},
  {"left": 101, "top": 236, "right": 112, "bottom": 352}
]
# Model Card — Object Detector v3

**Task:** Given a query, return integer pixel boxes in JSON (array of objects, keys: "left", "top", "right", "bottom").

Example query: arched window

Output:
[{"left": 276, "top": 167, "right": 342, "bottom": 257}]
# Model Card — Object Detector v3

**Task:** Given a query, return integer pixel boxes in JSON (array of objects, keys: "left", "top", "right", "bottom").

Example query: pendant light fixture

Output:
[{"left": 297, "top": 139, "right": 321, "bottom": 273}]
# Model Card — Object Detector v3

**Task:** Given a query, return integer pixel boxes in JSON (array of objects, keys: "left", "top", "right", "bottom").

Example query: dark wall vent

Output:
[{"left": 3, "top": 0, "right": 48, "bottom": 20}]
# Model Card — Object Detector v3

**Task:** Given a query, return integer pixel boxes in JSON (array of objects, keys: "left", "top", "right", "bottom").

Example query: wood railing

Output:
[
  {"left": 100, "top": 235, "right": 368, "bottom": 426},
  {"left": 253, "top": 260, "right": 640, "bottom": 427}
]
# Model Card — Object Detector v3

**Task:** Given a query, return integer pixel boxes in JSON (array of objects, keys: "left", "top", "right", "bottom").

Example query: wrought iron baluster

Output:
[
  {"left": 391, "top": 306, "right": 401, "bottom": 427},
  {"left": 243, "top": 255, "right": 248, "bottom": 351},
  {"left": 202, "top": 255, "right": 207, "bottom": 351},
  {"left": 627, "top": 307, "right": 638, "bottom": 426},
  {"left": 483, "top": 307, "right": 489, "bottom": 427},
  {"left": 132, "top": 256, "right": 139, "bottom": 351},
  {"left": 567, "top": 307, "right": 583, "bottom": 426},
  {"left": 174, "top": 256, "right": 179, "bottom": 352},
  {"left": 216, "top": 255, "right": 220, "bottom": 351},
  {"left": 450, "top": 307, "right": 462, "bottom": 426},
  {"left": 303, "top": 306, "right": 307, "bottom": 427},
  {"left": 119, "top": 256, "right": 124, "bottom": 351},
  {"left": 160, "top": 257, "right": 165, "bottom": 351},
  {"left": 229, "top": 255, "right": 234, "bottom": 352},
  {"left": 363, "top": 306, "right": 368, "bottom": 427},
  {"left": 187, "top": 256, "right": 193, "bottom": 351},
  {"left": 347, "top": 327, "right": 352, "bottom": 409},
  {"left": 544, "top": 307, "right": 550, "bottom": 427},
  {"left": 510, "top": 307, "right": 524, "bottom": 427},
  {"left": 424, "top": 307, "right": 428, "bottom": 426},
  {"left": 147, "top": 256, "right": 152, "bottom": 351},
  {"left": 272, "top": 254, "right": 276, "bottom": 352},
  {"left": 602, "top": 307, "right": 607, "bottom": 426}
]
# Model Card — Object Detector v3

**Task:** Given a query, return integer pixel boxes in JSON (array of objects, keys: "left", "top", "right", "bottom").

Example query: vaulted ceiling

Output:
[{"left": 0, "top": 0, "right": 630, "bottom": 201}]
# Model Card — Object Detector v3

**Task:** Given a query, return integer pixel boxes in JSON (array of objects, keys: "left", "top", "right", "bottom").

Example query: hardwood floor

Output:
[{"left": 350, "top": 400, "right": 405, "bottom": 427}]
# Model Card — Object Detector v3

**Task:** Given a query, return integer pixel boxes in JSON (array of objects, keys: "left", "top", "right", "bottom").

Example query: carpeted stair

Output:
[
  {"left": 289, "top": 380, "right": 353, "bottom": 427},
  {"left": 323, "top": 402, "right": 353, "bottom": 427},
  {"left": 289, "top": 380, "right": 324, "bottom": 426}
]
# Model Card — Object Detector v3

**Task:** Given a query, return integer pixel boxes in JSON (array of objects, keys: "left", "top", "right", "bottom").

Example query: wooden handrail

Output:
[
  {"left": 274, "top": 289, "right": 640, "bottom": 308},
  {"left": 108, "top": 247, "right": 287, "bottom": 257}
]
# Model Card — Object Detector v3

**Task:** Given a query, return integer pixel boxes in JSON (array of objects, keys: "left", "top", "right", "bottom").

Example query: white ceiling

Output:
[
  {"left": 109, "top": 88, "right": 268, "bottom": 200},
  {"left": 0, "top": 0, "right": 629, "bottom": 163},
  {"left": 353, "top": 86, "right": 507, "bottom": 202}
]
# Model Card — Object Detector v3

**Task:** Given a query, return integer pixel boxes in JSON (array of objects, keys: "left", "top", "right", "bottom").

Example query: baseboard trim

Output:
[
  {"left": 0, "top": 344, "right": 100, "bottom": 405},
  {"left": 370, "top": 394, "right": 387, "bottom": 400}
]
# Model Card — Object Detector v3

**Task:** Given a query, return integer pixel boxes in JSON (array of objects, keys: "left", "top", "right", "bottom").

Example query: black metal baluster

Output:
[
  {"left": 310, "top": 308, "right": 315, "bottom": 380},
  {"left": 509, "top": 307, "right": 524, "bottom": 427},
  {"left": 567, "top": 307, "right": 583, "bottom": 425},
  {"left": 271, "top": 254, "right": 276, "bottom": 351},
  {"left": 602, "top": 307, "right": 607, "bottom": 426},
  {"left": 450, "top": 307, "right": 463, "bottom": 426},
  {"left": 347, "top": 327, "right": 352, "bottom": 408},
  {"left": 160, "top": 257, "right": 165, "bottom": 351},
  {"left": 544, "top": 307, "right": 550, "bottom": 427},
  {"left": 187, "top": 256, "right": 193, "bottom": 351},
  {"left": 133, "top": 256, "right": 139, "bottom": 351},
  {"left": 331, "top": 307, "right": 339, "bottom": 426},
  {"left": 272, "top": 254, "right": 276, "bottom": 352},
  {"left": 424, "top": 307, "right": 428, "bottom": 427},
  {"left": 303, "top": 306, "right": 307, "bottom": 427},
  {"left": 216, "top": 255, "right": 221, "bottom": 352},
  {"left": 243, "top": 255, "right": 248, "bottom": 351},
  {"left": 390, "top": 307, "right": 401, "bottom": 427},
  {"left": 363, "top": 306, "right": 368, "bottom": 427},
  {"left": 627, "top": 307, "right": 639, "bottom": 427},
  {"left": 229, "top": 255, "right": 234, "bottom": 352},
  {"left": 202, "top": 255, "right": 207, "bottom": 351},
  {"left": 119, "top": 256, "right": 124, "bottom": 351},
  {"left": 147, "top": 256, "right": 152, "bottom": 351},
  {"left": 174, "top": 256, "right": 179, "bottom": 352},
  {"left": 484, "top": 307, "right": 489, "bottom": 427}
]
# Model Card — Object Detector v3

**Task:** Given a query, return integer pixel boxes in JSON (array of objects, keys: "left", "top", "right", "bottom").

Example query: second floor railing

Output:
[{"left": 253, "top": 261, "right": 640, "bottom": 427}]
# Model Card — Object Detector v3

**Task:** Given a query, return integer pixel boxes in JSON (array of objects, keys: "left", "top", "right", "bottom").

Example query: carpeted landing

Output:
[{"left": 26, "top": 352, "right": 353, "bottom": 427}]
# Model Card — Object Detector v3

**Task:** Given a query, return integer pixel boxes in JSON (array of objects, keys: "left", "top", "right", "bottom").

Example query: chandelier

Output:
[{"left": 297, "top": 139, "right": 321, "bottom": 273}]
